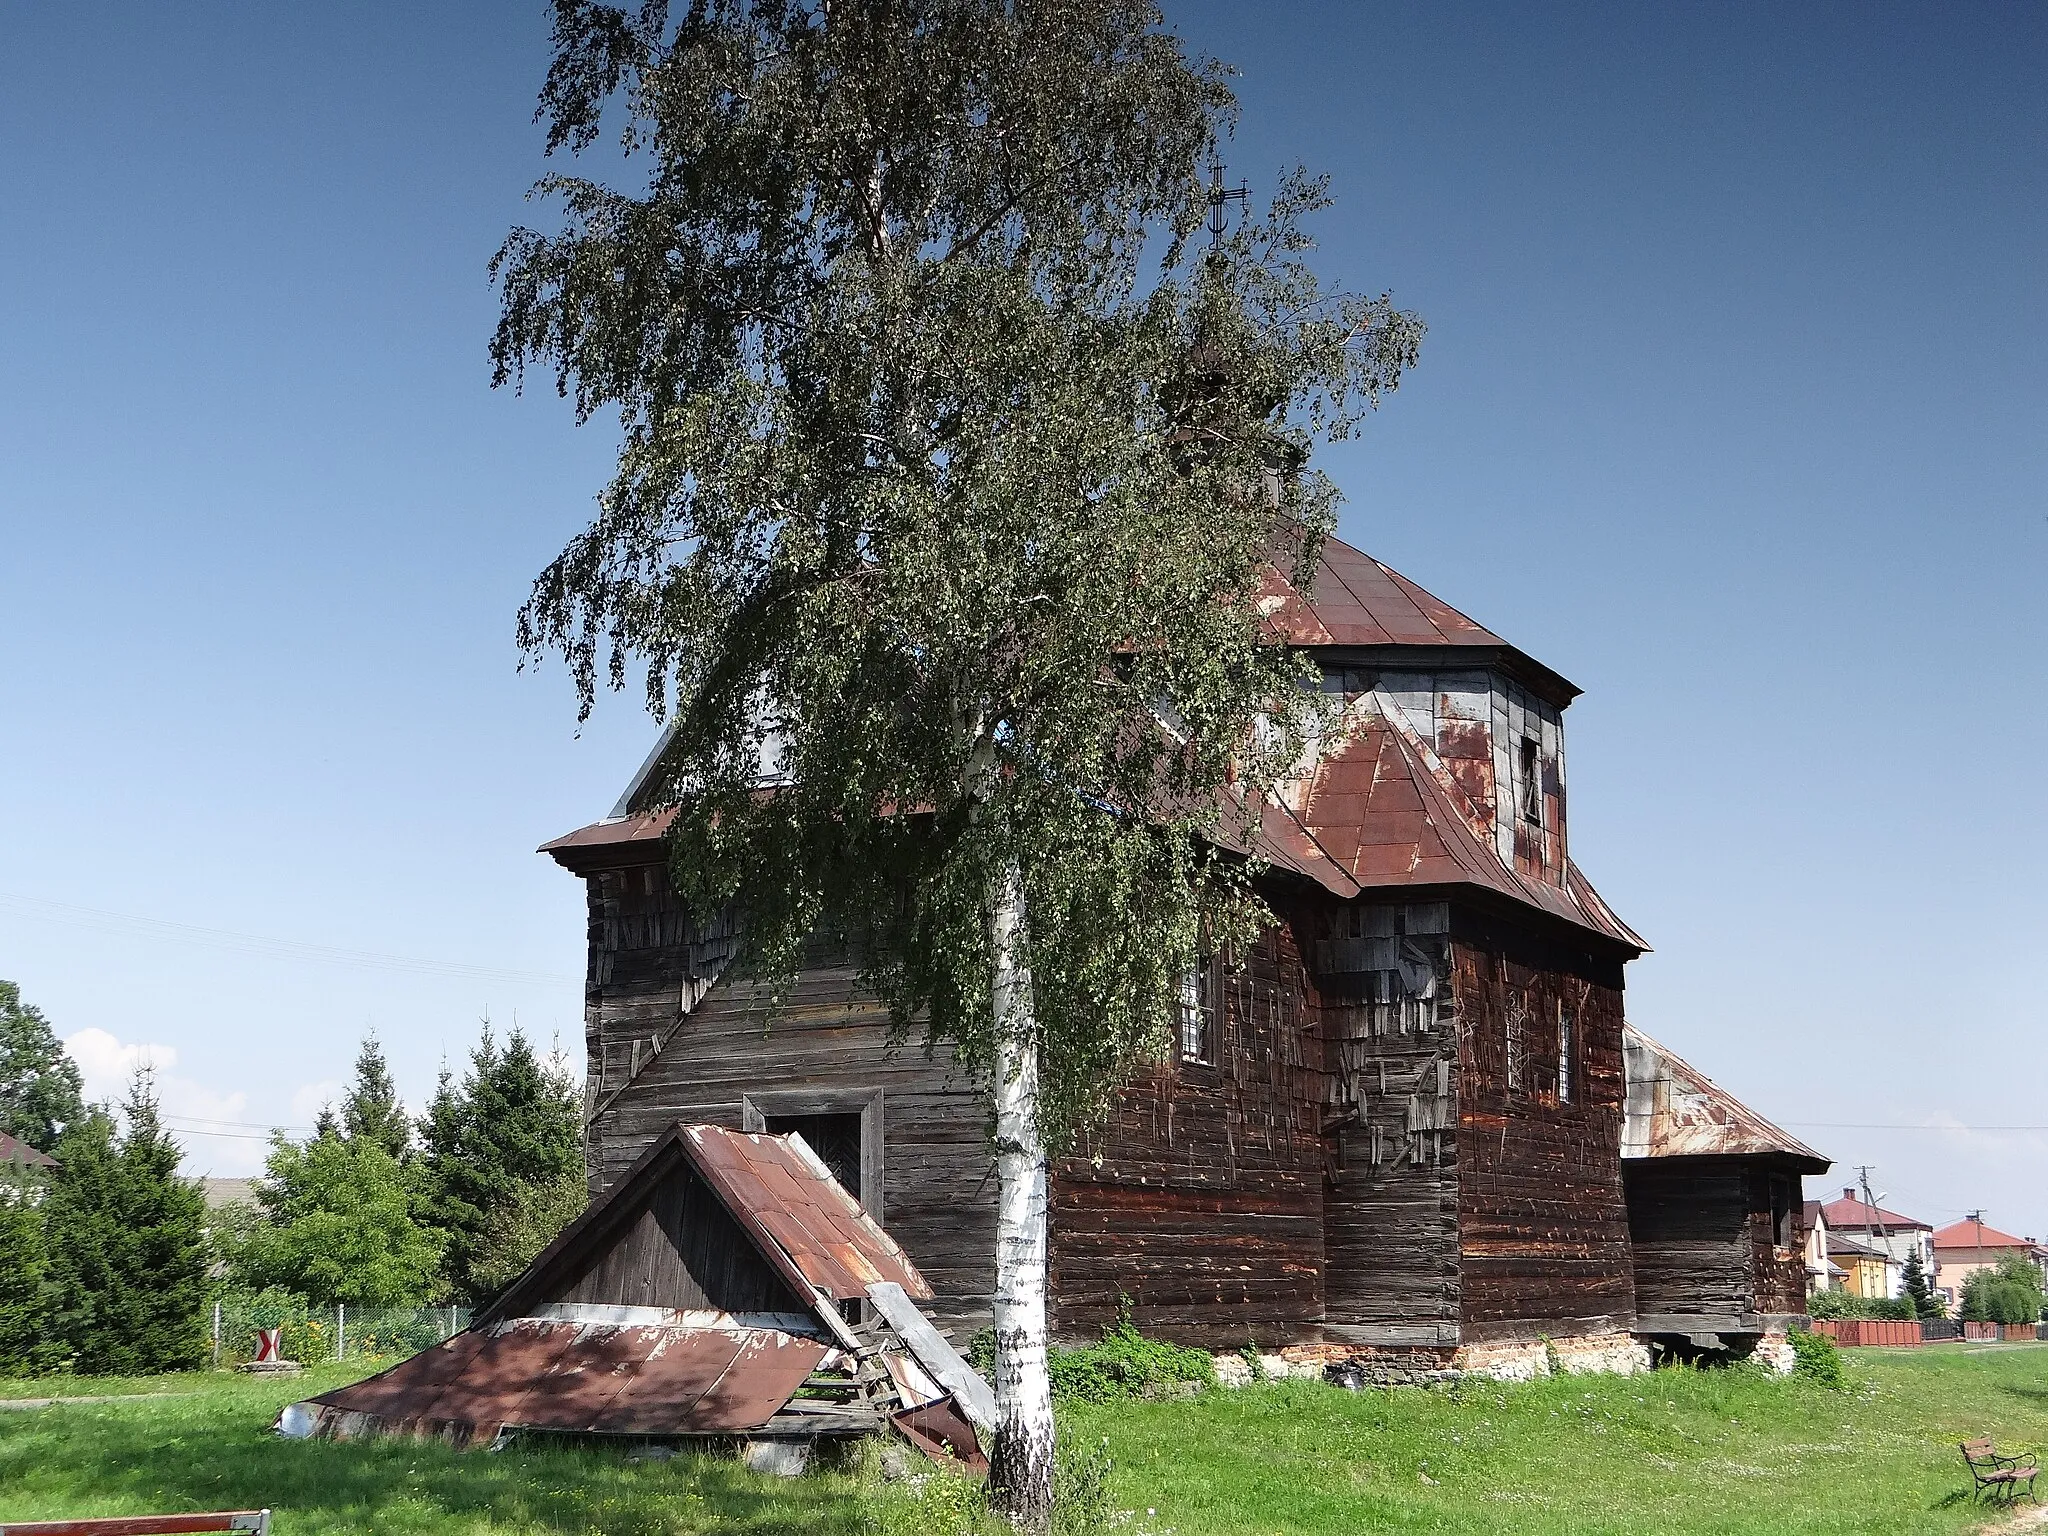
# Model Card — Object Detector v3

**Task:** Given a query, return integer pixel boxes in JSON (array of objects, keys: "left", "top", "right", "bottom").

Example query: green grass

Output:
[
  {"left": 0, "top": 1343, "right": 2043, "bottom": 1533},
  {"left": 0, "top": 1364, "right": 871, "bottom": 1534},
  {"left": 1067, "top": 1342, "right": 2048, "bottom": 1535}
]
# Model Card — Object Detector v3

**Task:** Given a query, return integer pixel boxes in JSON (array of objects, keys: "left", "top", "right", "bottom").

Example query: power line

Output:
[
  {"left": 0, "top": 891, "right": 579, "bottom": 987},
  {"left": 1785, "top": 1121, "right": 2048, "bottom": 1132}
]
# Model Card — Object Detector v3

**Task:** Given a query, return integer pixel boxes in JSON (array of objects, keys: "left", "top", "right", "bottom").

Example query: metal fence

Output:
[{"left": 209, "top": 1299, "right": 469, "bottom": 1368}]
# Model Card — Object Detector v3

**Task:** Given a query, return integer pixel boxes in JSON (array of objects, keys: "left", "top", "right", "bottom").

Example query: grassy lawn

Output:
[
  {"left": 0, "top": 1343, "right": 2043, "bottom": 1533},
  {"left": 1069, "top": 1342, "right": 2048, "bottom": 1535}
]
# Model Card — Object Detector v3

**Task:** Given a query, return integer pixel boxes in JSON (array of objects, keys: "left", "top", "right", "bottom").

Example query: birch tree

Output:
[{"left": 494, "top": 2, "right": 1418, "bottom": 1521}]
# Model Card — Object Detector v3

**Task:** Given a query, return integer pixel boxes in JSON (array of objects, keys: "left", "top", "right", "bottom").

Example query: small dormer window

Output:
[{"left": 1519, "top": 736, "right": 1541, "bottom": 823}]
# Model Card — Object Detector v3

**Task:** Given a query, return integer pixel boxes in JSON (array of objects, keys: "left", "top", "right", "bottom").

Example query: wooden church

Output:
[{"left": 542, "top": 534, "right": 1660, "bottom": 1378}]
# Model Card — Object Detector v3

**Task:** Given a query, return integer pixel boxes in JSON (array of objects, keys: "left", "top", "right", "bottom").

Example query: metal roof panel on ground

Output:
[{"left": 302, "top": 1319, "right": 826, "bottom": 1441}]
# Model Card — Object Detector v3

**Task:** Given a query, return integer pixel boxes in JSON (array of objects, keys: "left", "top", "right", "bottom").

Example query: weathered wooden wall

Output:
[
  {"left": 574, "top": 850, "right": 997, "bottom": 1335},
  {"left": 1452, "top": 909, "right": 1635, "bottom": 1342},
  {"left": 1318, "top": 900, "right": 1462, "bottom": 1348},
  {"left": 1750, "top": 1170, "right": 1811, "bottom": 1316},
  {"left": 556, "top": 1156, "right": 805, "bottom": 1314},
  {"left": 1623, "top": 1163, "right": 1751, "bottom": 1319},
  {"left": 1051, "top": 918, "right": 1326, "bottom": 1348}
]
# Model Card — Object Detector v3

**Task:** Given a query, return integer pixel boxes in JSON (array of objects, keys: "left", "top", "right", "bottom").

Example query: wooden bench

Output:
[
  {"left": 0, "top": 1515, "right": 268, "bottom": 1534},
  {"left": 1962, "top": 1440, "right": 2039, "bottom": 1504}
]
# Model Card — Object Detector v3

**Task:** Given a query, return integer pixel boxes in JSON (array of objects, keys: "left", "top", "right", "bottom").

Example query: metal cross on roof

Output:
[{"left": 1206, "top": 154, "right": 1247, "bottom": 245}]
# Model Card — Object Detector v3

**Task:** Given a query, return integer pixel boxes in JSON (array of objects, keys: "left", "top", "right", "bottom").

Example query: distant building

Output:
[
  {"left": 1826, "top": 1233, "right": 1900, "bottom": 1300},
  {"left": 1803, "top": 1201, "right": 1846, "bottom": 1292},
  {"left": 0, "top": 1131, "right": 59, "bottom": 1176},
  {"left": 196, "top": 1177, "right": 257, "bottom": 1211},
  {"left": 1931, "top": 1218, "right": 2048, "bottom": 1308},
  {"left": 1816, "top": 1188, "right": 1931, "bottom": 1299}
]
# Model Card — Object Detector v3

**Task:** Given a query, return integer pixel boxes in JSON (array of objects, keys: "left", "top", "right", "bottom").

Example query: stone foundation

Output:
[
  {"left": 1214, "top": 1330, "right": 1650, "bottom": 1389},
  {"left": 1455, "top": 1331, "right": 1649, "bottom": 1381},
  {"left": 1753, "top": 1329, "right": 1795, "bottom": 1375}
]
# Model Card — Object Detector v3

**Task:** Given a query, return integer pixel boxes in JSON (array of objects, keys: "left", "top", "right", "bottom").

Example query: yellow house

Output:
[{"left": 1828, "top": 1234, "right": 1899, "bottom": 1299}]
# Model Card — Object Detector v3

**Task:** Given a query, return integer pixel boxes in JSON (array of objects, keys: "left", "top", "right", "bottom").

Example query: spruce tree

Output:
[
  {"left": 0, "top": 1170, "right": 61, "bottom": 1376},
  {"left": 416, "top": 1028, "right": 581, "bottom": 1302},
  {"left": 42, "top": 1074, "right": 208, "bottom": 1374},
  {"left": 0, "top": 981, "right": 85, "bottom": 1154},
  {"left": 338, "top": 1034, "right": 411, "bottom": 1161},
  {"left": 1901, "top": 1248, "right": 1936, "bottom": 1319}
]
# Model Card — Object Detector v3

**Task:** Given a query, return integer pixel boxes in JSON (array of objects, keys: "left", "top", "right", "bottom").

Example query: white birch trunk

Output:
[{"left": 988, "top": 859, "right": 1054, "bottom": 1528}]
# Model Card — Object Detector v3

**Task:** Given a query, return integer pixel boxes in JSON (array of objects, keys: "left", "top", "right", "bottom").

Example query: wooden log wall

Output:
[
  {"left": 576, "top": 853, "right": 997, "bottom": 1335},
  {"left": 1623, "top": 1163, "right": 1751, "bottom": 1319},
  {"left": 1318, "top": 900, "right": 1462, "bottom": 1347},
  {"left": 1050, "top": 918, "right": 1326, "bottom": 1349},
  {"left": 1452, "top": 909, "right": 1636, "bottom": 1342}
]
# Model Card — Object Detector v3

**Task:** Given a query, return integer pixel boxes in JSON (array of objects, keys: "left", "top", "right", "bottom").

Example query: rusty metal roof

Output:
[
  {"left": 680, "top": 1124, "right": 929, "bottom": 1304},
  {"left": 479, "top": 1123, "right": 929, "bottom": 1333},
  {"left": 304, "top": 1318, "right": 826, "bottom": 1441},
  {"left": 1621, "top": 1026, "right": 1829, "bottom": 1169},
  {"left": 1285, "top": 706, "right": 1646, "bottom": 951},
  {"left": 1259, "top": 536, "right": 1508, "bottom": 650}
]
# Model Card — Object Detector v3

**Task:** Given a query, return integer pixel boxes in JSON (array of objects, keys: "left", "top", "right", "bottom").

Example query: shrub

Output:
[
  {"left": 1961, "top": 1255, "right": 2044, "bottom": 1324},
  {"left": 1807, "top": 1289, "right": 1914, "bottom": 1321},
  {"left": 1789, "top": 1328, "right": 1848, "bottom": 1390},
  {"left": 969, "top": 1306, "right": 1214, "bottom": 1404},
  {"left": 1048, "top": 1308, "right": 1215, "bottom": 1403}
]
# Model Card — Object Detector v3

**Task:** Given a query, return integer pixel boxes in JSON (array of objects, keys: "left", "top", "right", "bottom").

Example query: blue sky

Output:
[{"left": 3, "top": 3, "right": 2043, "bottom": 1237}]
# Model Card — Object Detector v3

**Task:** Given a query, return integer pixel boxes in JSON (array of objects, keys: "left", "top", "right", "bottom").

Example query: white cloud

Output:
[
  {"left": 62, "top": 1027, "right": 259, "bottom": 1176},
  {"left": 64, "top": 1026, "right": 175, "bottom": 1102}
]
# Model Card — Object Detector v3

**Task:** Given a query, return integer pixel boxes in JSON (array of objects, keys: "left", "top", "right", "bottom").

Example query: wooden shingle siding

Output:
[{"left": 1452, "top": 911, "right": 1635, "bottom": 1340}]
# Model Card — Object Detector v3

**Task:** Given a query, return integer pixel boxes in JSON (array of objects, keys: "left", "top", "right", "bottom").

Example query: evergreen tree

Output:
[
  {"left": 334, "top": 1034, "right": 411, "bottom": 1161},
  {"left": 495, "top": 2, "right": 1415, "bottom": 1517},
  {"left": 0, "top": 981, "right": 85, "bottom": 1153},
  {"left": 1901, "top": 1248, "right": 1936, "bottom": 1319},
  {"left": 416, "top": 1027, "right": 581, "bottom": 1302},
  {"left": 42, "top": 1074, "right": 208, "bottom": 1374},
  {"left": 240, "top": 1132, "right": 443, "bottom": 1307},
  {"left": 0, "top": 1169, "right": 62, "bottom": 1376}
]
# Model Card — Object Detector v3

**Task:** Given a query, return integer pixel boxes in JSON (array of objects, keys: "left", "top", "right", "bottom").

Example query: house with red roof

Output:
[
  {"left": 543, "top": 533, "right": 1660, "bottom": 1380},
  {"left": 1932, "top": 1217, "right": 2048, "bottom": 1308},
  {"left": 1817, "top": 1188, "right": 1933, "bottom": 1298}
]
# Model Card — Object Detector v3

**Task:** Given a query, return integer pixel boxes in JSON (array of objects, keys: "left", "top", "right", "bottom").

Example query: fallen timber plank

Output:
[{"left": 867, "top": 1281, "right": 999, "bottom": 1432}]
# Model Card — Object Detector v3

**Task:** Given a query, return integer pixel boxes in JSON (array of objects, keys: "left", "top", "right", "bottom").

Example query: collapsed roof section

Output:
[
  {"left": 282, "top": 1124, "right": 993, "bottom": 1464},
  {"left": 1621, "top": 1026, "right": 1829, "bottom": 1171}
]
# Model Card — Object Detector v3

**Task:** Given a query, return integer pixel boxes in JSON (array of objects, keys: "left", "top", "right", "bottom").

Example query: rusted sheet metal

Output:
[
  {"left": 1257, "top": 536, "right": 1509, "bottom": 651},
  {"left": 302, "top": 1319, "right": 825, "bottom": 1440},
  {"left": 1287, "top": 710, "right": 1645, "bottom": 953},
  {"left": 1621, "top": 1026, "right": 1828, "bottom": 1169},
  {"left": 685, "top": 1125, "right": 930, "bottom": 1302},
  {"left": 890, "top": 1395, "right": 990, "bottom": 1473}
]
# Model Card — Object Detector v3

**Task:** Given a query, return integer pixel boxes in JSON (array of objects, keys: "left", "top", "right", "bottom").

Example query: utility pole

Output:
[{"left": 1856, "top": 1166, "right": 1887, "bottom": 1297}]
